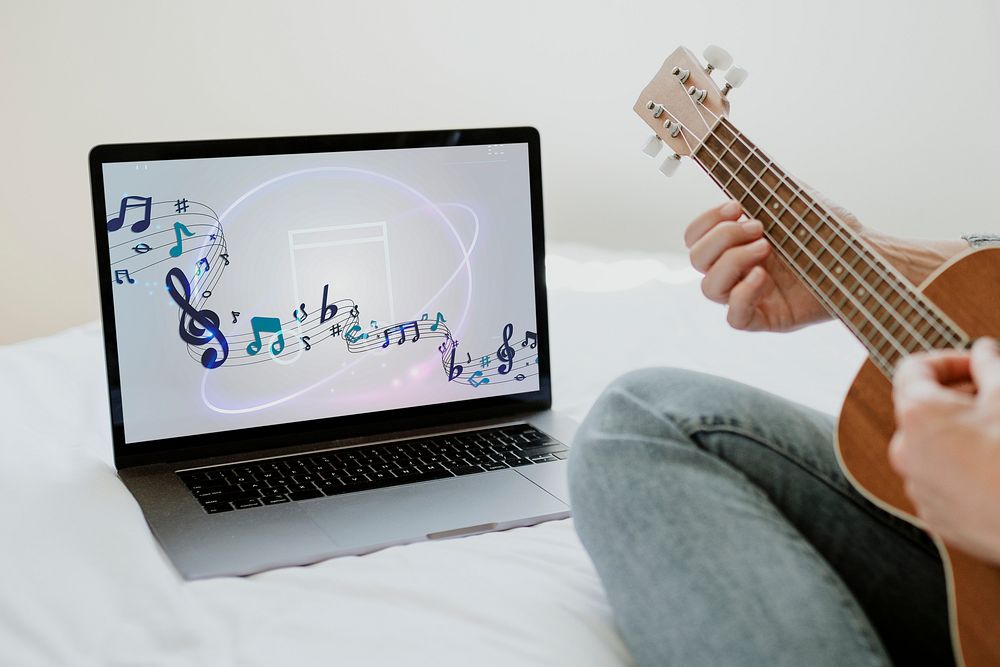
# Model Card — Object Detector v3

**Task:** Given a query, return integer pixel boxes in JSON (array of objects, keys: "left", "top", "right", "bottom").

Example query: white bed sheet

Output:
[{"left": 0, "top": 244, "right": 865, "bottom": 666}]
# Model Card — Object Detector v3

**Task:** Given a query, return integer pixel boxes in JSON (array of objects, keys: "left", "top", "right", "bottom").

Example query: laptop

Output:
[{"left": 89, "top": 126, "right": 576, "bottom": 580}]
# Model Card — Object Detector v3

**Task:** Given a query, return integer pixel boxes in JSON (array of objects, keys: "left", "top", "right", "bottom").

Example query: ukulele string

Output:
[{"left": 688, "top": 102, "right": 965, "bottom": 351}]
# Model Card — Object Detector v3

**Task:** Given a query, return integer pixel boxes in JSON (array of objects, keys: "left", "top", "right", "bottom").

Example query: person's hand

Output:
[
  {"left": 684, "top": 200, "right": 853, "bottom": 331},
  {"left": 890, "top": 338, "right": 1000, "bottom": 564},
  {"left": 684, "top": 199, "right": 967, "bottom": 333}
]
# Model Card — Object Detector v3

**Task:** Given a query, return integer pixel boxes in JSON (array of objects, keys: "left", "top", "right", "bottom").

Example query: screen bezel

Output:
[{"left": 89, "top": 127, "right": 551, "bottom": 470}]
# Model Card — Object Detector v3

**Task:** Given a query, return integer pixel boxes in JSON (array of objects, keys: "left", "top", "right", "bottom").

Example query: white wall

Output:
[{"left": 2, "top": 0, "right": 998, "bottom": 344}]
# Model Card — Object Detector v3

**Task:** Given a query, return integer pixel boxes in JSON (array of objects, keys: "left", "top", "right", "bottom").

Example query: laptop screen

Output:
[{"left": 99, "top": 139, "right": 541, "bottom": 445}]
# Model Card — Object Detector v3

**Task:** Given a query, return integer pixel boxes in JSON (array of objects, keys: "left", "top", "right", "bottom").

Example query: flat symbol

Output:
[
  {"left": 132, "top": 243, "right": 151, "bottom": 254},
  {"left": 175, "top": 198, "right": 189, "bottom": 213}
]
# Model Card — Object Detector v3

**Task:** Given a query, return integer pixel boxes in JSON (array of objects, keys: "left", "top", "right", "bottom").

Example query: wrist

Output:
[{"left": 861, "top": 229, "right": 967, "bottom": 285}]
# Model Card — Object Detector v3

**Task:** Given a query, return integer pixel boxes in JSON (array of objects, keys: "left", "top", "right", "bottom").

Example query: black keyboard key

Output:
[
  {"left": 450, "top": 465, "right": 483, "bottom": 476},
  {"left": 520, "top": 443, "right": 568, "bottom": 457},
  {"left": 261, "top": 496, "right": 290, "bottom": 505},
  {"left": 482, "top": 462, "right": 508, "bottom": 471},
  {"left": 233, "top": 498, "right": 262, "bottom": 509},
  {"left": 204, "top": 503, "right": 234, "bottom": 513},
  {"left": 288, "top": 489, "right": 323, "bottom": 501},
  {"left": 508, "top": 458, "right": 534, "bottom": 467},
  {"left": 529, "top": 454, "right": 558, "bottom": 463}
]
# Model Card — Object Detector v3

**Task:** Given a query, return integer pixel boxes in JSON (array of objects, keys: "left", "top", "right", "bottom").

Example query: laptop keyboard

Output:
[{"left": 178, "top": 424, "right": 567, "bottom": 514}]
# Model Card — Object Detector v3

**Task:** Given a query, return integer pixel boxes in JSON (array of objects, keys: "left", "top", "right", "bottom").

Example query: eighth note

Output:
[
  {"left": 114, "top": 269, "right": 135, "bottom": 285},
  {"left": 246, "top": 316, "right": 285, "bottom": 356},
  {"left": 301, "top": 335, "right": 312, "bottom": 351},
  {"left": 169, "top": 221, "right": 195, "bottom": 258},
  {"left": 107, "top": 195, "right": 151, "bottom": 233},
  {"left": 231, "top": 311, "right": 240, "bottom": 324},
  {"left": 220, "top": 253, "right": 230, "bottom": 266},
  {"left": 430, "top": 312, "right": 446, "bottom": 332}
]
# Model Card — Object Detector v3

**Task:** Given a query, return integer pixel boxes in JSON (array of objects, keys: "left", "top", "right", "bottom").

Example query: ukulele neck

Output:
[{"left": 690, "top": 116, "right": 969, "bottom": 377}]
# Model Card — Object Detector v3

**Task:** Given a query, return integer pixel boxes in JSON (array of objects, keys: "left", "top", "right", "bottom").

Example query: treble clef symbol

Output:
[
  {"left": 165, "top": 267, "right": 229, "bottom": 369},
  {"left": 496, "top": 322, "right": 515, "bottom": 375}
]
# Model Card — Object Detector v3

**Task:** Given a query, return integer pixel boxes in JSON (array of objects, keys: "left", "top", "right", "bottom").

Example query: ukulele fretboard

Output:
[{"left": 691, "top": 117, "right": 968, "bottom": 376}]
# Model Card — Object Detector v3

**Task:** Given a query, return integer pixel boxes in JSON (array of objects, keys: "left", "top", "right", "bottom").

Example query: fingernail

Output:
[
  {"left": 721, "top": 201, "right": 741, "bottom": 217},
  {"left": 745, "top": 219, "right": 763, "bottom": 235},
  {"left": 753, "top": 238, "right": 769, "bottom": 250}
]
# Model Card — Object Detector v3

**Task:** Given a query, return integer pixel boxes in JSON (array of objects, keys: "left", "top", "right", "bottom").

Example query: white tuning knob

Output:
[
  {"left": 702, "top": 44, "right": 733, "bottom": 73},
  {"left": 641, "top": 134, "right": 663, "bottom": 158},
  {"left": 722, "top": 66, "right": 748, "bottom": 96},
  {"left": 659, "top": 153, "right": 681, "bottom": 177}
]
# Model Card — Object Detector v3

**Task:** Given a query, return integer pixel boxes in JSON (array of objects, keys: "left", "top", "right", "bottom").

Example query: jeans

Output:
[{"left": 568, "top": 368, "right": 953, "bottom": 666}]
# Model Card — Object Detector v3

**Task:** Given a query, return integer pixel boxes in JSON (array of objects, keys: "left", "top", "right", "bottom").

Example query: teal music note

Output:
[
  {"left": 246, "top": 316, "right": 285, "bottom": 356},
  {"left": 169, "top": 221, "right": 196, "bottom": 258},
  {"left": 468, "top": 370, "right": 489, "bottom": 388},
  {"left": 430, "top": 312, "right": 446, "bottom": 332}
]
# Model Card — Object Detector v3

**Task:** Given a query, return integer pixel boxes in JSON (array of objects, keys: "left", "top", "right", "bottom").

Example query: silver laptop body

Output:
[{"left": 90, "top": 127, "right": 573, "bottom": 579}]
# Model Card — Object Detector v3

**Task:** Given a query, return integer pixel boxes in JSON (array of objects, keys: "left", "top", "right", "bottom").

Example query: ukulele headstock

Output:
[{"left": 635, "top": 45, "right": 748, "bottom": 174}]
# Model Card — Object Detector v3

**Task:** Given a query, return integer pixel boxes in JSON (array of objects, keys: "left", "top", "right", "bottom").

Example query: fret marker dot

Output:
[
  {"left": 772, "top": 202, "right": 780, "bottom": 210},
  {"left": 834, "top": 266, "right": 843, "bottom": 274},
  {"left": 856, "top": 287, "right": 865, "bottom": 296},
  {"left": 797, "top": 228, "right": 805, "bottom": 237}
]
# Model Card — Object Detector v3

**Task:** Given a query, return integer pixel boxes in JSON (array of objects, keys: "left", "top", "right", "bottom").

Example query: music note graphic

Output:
[
  {"left": 132, "top": 243, "right": 151, "bottom": 254},
  {"left": 345, "top": 325, "right": 364, "bottom": 343},
  {"left": 220, "top": 253, "right": 230, "bottom": 266},
  {"left": 446, "top": 344, "right": 464, "bottom": 382},
  {"left": 196, "top": 257, "right": 210, "bottom": 276},
  {"left": 246, "top": 317, "right": 285, "bottom": 356},
  {"left": 165, "top": 268, "right": 229, "bottom": 369},
  {"left": 514, "top": 374, "right": 526, "bottom": 381},
  {"left": 169, "top": 221, "right": 195, "bottom": 258},
  {"left": 468, "top": 370, "right": 490, "bottom": 388},
  {"left": 114, "top": 269, "right": 135, "bottom": 285},
  {"left": 522, "top": 331, "right": 538, "bottom": 349},
  {"left": 496, "top": 322, "right": 516, "bottom": 375},
  {"left": 107, "top": 196, "right": 151, "bottom": 233},
  {"left": 301, "top": 335, "right": 312, "bottom": 351},
  {"left": 231, "top": 311, "right": 240, "bottom": 324},
  {"left": 430, "top": 312, "right": 446, "bottom": 332},
  {"left": 381, "top": 321, "right": 420, "bottom": 348},
  {"left": 294, "top": 303, "right": 308, "bottom": 323}
]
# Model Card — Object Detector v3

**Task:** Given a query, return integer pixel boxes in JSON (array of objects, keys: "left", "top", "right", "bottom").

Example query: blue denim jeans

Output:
[{"left": 568, "top": 368, "right": 952, "bottom": 666}]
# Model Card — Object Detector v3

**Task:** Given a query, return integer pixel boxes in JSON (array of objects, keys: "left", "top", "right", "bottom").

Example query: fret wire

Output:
[
  {"left": 696, "top": 141, "right": 916, "bottom": 361},
  {"left": 696, "top": 146, "right": 905, "bottom": 367},
  {"left": 718, "top": 118, "right": 967, "bottom": 349}
]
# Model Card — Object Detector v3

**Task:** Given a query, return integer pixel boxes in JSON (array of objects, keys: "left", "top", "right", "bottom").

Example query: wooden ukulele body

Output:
[{"left": 836, "top": 246, "right": 1000, "bottom": 666}]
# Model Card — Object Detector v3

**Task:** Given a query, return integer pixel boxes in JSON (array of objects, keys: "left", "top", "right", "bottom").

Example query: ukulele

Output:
[{"left": 634, "top": 45, "right": 1000, "bottom": 666}]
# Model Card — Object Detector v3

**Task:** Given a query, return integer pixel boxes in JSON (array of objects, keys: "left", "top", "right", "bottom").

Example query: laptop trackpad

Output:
[{"left": 301, "top": 470, "right": 567, "bottom": 549}]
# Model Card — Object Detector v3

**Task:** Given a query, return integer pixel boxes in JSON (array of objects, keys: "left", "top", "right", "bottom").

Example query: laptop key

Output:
[
  {"left": 448, "top": 465, "right": 483, "bottom": 476},
  {"left": 204, "top": 503, "right": 234, "bottom": 513},
  {"left": 288, "top": 489, "right": 323, "bottom": 501},
  {"left": 482, "top": 462, "right": 508, "bottom": 471},
  {"left": 233, "top": 498, "right": 262, "bottom": 509}
]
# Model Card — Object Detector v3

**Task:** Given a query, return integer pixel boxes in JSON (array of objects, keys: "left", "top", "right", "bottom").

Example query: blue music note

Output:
[
  {"left": 169, "top": 221, "right": 195, "bottom": 258},
  {"left": 165, "top": 268, "right": 229, "bottom": 369},
  {"left": 468, "top": 370, "right": 490, "bottom": 388},
  {"left": 107, "top": 196, "right": 151, "bottom": 233},
  {"left": 381, "top": 321, "right": 420, "bottom": 348},
  {"left": 246, "top": 317, "right": 285, "bottom": 356}
]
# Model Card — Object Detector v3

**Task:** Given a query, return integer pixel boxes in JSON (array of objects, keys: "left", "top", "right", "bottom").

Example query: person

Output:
[{"left": 568, "top": 198, "right": 1000, "bottom": 666}]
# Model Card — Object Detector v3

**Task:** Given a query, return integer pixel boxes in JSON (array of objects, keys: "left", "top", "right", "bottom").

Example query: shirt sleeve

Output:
[{"left": 962, "top": 234, "right": 1000, "bottom": 248}]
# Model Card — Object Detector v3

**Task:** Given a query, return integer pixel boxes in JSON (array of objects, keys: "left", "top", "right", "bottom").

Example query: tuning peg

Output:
[
  {"left": 662, "top": 119, "right": 682, "bottom": 137},
  {"left": 670, "top": 66, "right": 691, "bottom": 84},
  {"left": 687, "top": 86, "right": 708, "bottom": 104},
  {"left": 702, "top": 45, "right": 733, "bottom": 73},
  {"left": 641, "top": 134, "right": 663, "bottom": 158},
  {"left": 721, "top": 66, "right": 748, "bottom": 96},
  {"left": 659, "top": 153, "right": 681, "bottom": 177}
]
